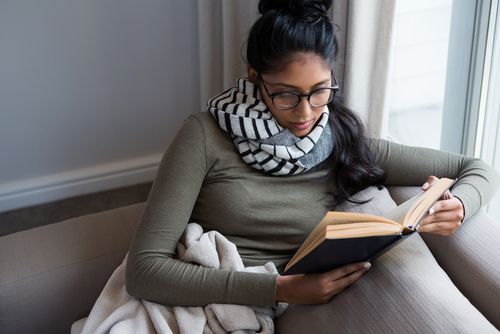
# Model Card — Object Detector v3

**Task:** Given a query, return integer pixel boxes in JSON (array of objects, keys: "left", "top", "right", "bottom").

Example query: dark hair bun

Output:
[{"left": 258, "top": 0, "right": 332, "bottom": 17}]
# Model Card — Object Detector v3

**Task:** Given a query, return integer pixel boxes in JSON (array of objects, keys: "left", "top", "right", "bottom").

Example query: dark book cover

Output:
[{"left": 283, "top": 231, "right": 415, "bottom": 275}]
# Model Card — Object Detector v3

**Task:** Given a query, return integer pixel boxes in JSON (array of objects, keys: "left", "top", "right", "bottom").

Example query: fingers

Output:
[
  {"left": 420, "top": 211, "right": 463, "bottom": 225},
  {"left": 326, "top": 262, "right": 371, "bottom": 281},
  {"left": 421, "top": 176, "right": 453, "bottom": 200},
  {"left": 417, "top": 221, "right": 461, "bottom": 235},
  {"left": 428, "top": 197, "right": 462, "bottom": 214},
  {"left": 281, "top": 262, "right": 372, "bottom": 304},
  {"left": 441, "top": 190, "right": 452, "bottom": 200},
  {"left": 420, "top": 197, "right": 464, "bottom": 226},
  {"left": 418, "top": 196, "right": 464, "bottom": 236},
  {"left": 331, "top": 268, "right": 368, "bottom": 295},
  {"left": 421, "top": 175, "right": 439, "bottom": 191}
]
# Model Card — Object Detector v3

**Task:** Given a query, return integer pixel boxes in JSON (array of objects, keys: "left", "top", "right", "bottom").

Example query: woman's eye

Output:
[
  {"left": 313, "top": 88, "right": 330, "bottom": 97},
  {"left": 275, "top": 92, "right": 297, "bottom": 101}
]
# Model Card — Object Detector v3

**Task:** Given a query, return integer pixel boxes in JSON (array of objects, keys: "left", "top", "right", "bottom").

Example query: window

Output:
[
  {"left": 387, "top": 0, "right": 453, "bottom": 149},
  {"left": 389, "top": 0, "right": 500, "bottom": 219}
]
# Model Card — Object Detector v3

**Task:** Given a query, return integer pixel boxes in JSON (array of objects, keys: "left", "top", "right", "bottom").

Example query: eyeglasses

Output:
[{"left": 258, "top": 70, "right": 339, "bottom": 110}]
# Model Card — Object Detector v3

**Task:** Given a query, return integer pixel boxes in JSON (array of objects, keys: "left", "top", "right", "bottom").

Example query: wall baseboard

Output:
[{"left": 0, "top": 153, "right": 163, "bottom": 213}]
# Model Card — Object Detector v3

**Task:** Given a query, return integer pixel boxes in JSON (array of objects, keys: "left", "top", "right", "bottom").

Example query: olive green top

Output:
[{"left": 125, "top": 112, "right": 499, "bottom": 307}]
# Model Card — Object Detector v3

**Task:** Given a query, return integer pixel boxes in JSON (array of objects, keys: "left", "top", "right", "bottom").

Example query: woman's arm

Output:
[
  {"left": 368, "top": 138, "right": 500, "bottom": 222},
  {"left": 125, "top": 114, "right": 277, "bottom": 307}
]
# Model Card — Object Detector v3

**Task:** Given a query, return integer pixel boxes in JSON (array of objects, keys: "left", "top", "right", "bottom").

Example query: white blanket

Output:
[{"left": 71, "top": 223, "right": 288, "bottom": 334}]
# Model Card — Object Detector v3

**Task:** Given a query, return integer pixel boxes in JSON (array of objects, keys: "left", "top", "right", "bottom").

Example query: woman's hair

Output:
[
  {"left": 247, "top": 0, "right": 386, "bottom": 207},
  {"left": 247, "top": 0, "right": 336, "bottom": 74}
]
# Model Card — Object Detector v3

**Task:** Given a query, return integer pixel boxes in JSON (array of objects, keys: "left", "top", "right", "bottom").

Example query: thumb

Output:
[{"left": 422, "top": 175, "right": 439, "bottom": 191}]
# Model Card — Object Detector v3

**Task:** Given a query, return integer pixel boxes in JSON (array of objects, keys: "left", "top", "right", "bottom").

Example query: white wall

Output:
[{"left": 0, "top": 0, "right": 200, "bottom": 212}]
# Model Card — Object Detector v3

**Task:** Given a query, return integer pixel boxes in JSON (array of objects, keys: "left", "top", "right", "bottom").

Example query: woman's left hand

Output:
[{"left": 417, "top": 175, "right": 464, "bottom": 236}]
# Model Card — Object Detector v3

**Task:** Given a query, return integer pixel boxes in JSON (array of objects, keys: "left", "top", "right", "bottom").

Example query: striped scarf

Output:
[{"left": 207, "top": 78, "right": 334, "bottom": 176}]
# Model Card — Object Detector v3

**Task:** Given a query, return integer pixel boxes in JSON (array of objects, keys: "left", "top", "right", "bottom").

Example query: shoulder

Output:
[
  {"left": 182, "top": 112, "right": 224, "bottom": 137},
  {"left": 187, "top": 111, "right": 217, "bottom": 127},
  {"left": 175, "top": 112, "right": 218, "bottom": 139},
  {"left": 181, "top": 111, "right": 236, "bottom": 154}
]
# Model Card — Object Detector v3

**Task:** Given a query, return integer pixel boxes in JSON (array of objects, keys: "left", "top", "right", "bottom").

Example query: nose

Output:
[{"left": 294, "top": 96, "right": 313, "bottom": 116}]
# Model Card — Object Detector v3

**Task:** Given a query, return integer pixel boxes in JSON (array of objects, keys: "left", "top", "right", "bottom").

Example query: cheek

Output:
[
  {"left": 268, "top": 108, "right": 291, "bottom": 131},
  {"left": 261, "top": 92, "right": 285, "bottom": 122},
  {"left": 268, "top": 109, "right": 287, "bottom": 126}
]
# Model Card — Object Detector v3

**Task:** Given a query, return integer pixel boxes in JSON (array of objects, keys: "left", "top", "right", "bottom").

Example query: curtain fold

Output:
[
  {"left": 197, "top": 0, "right": 258, "bottom": 111},
  {"left": 333, "top": 0, "right": 397, "bottom": 138}
]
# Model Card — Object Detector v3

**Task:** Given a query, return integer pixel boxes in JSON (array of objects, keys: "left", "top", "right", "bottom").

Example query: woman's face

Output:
[{"left": 249, "top": 52, "right": 332, "bottom": 138}]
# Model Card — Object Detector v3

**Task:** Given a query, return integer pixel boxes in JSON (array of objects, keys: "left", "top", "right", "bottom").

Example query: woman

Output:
[{"left": 125, "top": 0, "right": 499, "bottom": 330}]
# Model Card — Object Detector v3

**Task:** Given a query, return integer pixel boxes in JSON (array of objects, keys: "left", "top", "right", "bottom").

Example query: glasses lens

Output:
[
  {"left": 310, "top": 88, "right": 334, "bottom": 107},
  {"left": 273, "top": 92, "right": 300, "bottom": 109}
]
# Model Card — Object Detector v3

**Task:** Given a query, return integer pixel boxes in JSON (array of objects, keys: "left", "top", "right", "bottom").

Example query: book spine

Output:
[{"left": 367, "top": 231, "right": 414, "bottom": 262}]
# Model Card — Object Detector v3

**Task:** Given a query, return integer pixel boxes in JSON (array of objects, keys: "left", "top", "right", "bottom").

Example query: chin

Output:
[{"left": 294, "top": 129, "right": 311, "bottom": 138}]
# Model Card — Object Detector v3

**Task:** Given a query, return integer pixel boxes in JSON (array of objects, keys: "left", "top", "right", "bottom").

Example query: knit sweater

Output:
[{"left": 125, "top": 111, "right": 499, "bottom": 308}]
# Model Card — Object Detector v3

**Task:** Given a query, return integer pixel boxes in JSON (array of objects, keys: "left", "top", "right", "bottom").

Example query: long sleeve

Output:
[
  {"left": 125, "top": 115, "right": 278, "bottom": 307},
  {"left": 368, "top": 138, "right": 500, "bottom": 221}
]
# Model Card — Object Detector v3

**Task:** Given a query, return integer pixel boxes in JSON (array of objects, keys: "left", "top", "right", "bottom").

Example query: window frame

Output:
[{"left": 440, "top": 0, "right": 495, "bottom": 156}]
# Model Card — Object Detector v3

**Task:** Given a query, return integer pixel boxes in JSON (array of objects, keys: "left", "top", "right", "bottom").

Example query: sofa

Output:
[{"left": 1, "top": 186, "right": 499, "bottom": 333}]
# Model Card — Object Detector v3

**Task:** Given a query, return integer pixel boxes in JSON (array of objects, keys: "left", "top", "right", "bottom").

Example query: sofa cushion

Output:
[
  {"left": 389, "top": 186, "right": 500, "bottom": 328},
  {"left": 0, "top": 202, "right": 145, "bottom": 334},
  {"left": 421, "top": 210, "right": 500, "bottom": 329}
]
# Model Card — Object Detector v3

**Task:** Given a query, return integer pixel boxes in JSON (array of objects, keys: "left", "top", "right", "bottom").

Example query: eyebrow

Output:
[{"left": 266, "top": 78, "right": 331, "bottom": 90}]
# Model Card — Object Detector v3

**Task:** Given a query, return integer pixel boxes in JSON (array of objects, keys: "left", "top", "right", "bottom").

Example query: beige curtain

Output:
[
  {"left": 332, "top": 0, "right": 397, "bottom": 138},
  {"left": 197, "top": 0, "right": 259, "bottom": 111}
]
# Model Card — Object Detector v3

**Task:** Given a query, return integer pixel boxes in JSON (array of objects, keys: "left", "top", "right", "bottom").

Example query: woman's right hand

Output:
[{"left": 275, "top": 261, "right": 371, "bottom": 304}]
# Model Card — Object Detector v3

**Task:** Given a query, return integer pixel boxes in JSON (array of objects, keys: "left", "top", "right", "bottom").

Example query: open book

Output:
[{"left": 283, "top": 177, "right": 457, "bottom": 275}]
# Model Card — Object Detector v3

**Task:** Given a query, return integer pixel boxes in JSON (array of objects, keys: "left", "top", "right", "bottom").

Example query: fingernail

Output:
[
  {"left": 364, "top": 262, "right": 371, "bottom": 270},
  {"left": 429, "top": 206, "right": 435, "bottom": 215},
  {"left": 422, "top": 182, "right": 429, "bottom": 190}
]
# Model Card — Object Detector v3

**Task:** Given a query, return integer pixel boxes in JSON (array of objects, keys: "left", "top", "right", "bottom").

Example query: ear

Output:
[{"left": 247, "top": 65, "right": 259, "bottom": 84}]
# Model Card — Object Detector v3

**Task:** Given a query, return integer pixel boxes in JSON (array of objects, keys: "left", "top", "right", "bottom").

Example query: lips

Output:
[{"left": 290, "top": 120, "right": 312, "bottom": 131}]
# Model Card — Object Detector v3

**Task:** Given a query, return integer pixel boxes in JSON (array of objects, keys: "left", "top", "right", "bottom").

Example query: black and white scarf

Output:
[{"left": 207, "top": 78, "right": 334, "bottom": 176}]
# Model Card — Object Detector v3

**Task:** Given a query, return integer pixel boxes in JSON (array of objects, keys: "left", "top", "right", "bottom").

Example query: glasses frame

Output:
[{"left": 258, "top": 70, "right": 340, "bottom": 110}]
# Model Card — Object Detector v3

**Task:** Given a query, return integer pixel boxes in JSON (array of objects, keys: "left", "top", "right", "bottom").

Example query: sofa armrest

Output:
[
  {"left": 388, "top": 186, "right": 500, "bottom": 328},
  {"left": 0, "top": 202, "right": 145, "bottom": 334}
]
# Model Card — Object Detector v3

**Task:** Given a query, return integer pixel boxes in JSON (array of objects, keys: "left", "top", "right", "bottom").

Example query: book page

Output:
[
  {"left": 383, "top": 178, "right": 456, "bottom": 228},
  {"left": 326, "top": 223, "right": 401, "bottom": 239},
  {"left": 404, "top": 178, "right": 456, "bottom": 228},
  {"left": 383, "top": 191, "right": 425, "bottom": 225}
]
